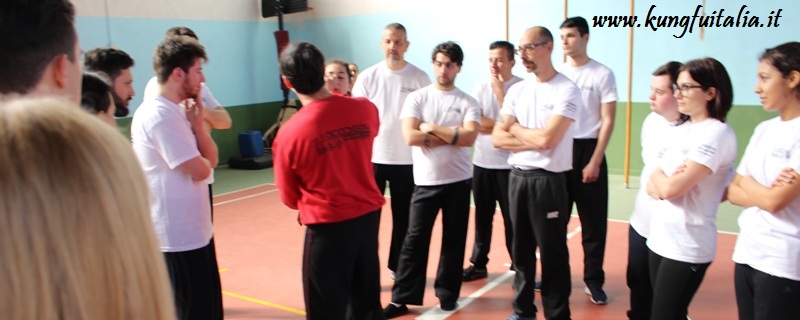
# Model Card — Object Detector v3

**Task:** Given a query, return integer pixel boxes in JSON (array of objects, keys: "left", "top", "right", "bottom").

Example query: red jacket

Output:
[{"left": 273, "top": 95, "right": 385, "bottom": 225}]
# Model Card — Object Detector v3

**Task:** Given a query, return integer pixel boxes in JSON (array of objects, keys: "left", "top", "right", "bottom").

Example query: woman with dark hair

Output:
[
  {"left": 626, "top": 61, "right": 689, "bottom": 320},
  {"left": 726, "top": 42, "right": 800, "bottom": 320},
  {"left": 325, "top": 59, "right": 352, "bottom": 96},
  {"left": 645, "top": 57, "right": 737, "bottom": 320},
  {"left": 80, "top": 71, "right": 116, "bottom": 126}
]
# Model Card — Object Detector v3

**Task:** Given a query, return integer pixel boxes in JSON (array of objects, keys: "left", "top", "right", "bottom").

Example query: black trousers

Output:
[
  {"left": 735, "top": 263, "right": 800, "bottom": 320},
  {"left": 648, "top": 250, "right": 710, "bottom": 320},
  {"left": 469, "top": 166, "right": 512, "bottom": 267},
  {"left": 391, "top": 179, "right": 471, "bottom": 306},
  {"left": 566, "top": 138, "right": 609, "bottom": 288},
  {"left": 373, "top": 163, "right": 415, "bottom": 272},
  {"left": 303, "top": 211, "right": 383, "bottom": 320},
  {"left": 626, "top": 226, "right": 652, "bottom": 320},
  {"left": 509, "top": 168, "right": 571, "bottom": 320},
  {"left": 163, "top": 241, "right": 224, "bottom": 320}
]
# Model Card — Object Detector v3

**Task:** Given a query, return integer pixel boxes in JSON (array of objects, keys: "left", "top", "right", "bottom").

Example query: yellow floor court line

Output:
[{"left": 222, "top": 290, "right": 306, "bottom": 316}]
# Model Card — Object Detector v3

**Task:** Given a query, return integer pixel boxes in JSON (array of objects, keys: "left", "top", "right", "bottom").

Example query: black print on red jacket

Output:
[{"left": 313, "top": 124, "right": 371, "bottom": 155}]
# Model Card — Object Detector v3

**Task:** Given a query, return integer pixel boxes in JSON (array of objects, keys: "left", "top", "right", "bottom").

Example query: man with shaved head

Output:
[{"left": 493, "top": 26, "right": 582, "bottom": 320}]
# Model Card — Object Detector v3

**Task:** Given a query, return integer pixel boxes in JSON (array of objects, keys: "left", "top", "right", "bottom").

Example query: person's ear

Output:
[
  {"left": 51, "top": 54, "right": 71, "bottom": 90},
  {"left": 281, "top": 75, "right": 294, "bottom": 89},
  {"left": 170, "top": 67, "right": 185, "bottom": 82}
]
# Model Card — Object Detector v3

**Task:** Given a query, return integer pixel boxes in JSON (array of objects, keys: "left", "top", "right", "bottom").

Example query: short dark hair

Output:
[
  {"left": 679, "top": 58, "right": 734, "bottom": 122},
  {"left": 489, "top": 41, "right": 515, "bottom": 60},
  {"left": 280, "top": 42, "right": 325, "bottom": 95},
  {"left": 80, "top": 72, "right": 113, "bottom": 115},
  {"left": 652, "top": 61, "right": 683, "bottom": 83},
  {"left": 165, "top": 26, "right": 198, "bottom": 40},
  {"left": 83, "top": 48, "right": 135, "bottom": 80},
  {"left": 653, "top": 61, "right": 689, "bottom": 124},
  {"left": 326, "top": 59, "right": 352, "bottom": 83},
  {"left": 760, "top": 42, "right": 800, "bottom": 99},
  {"left": 561, "top": 16, "right": 590, "bottom": 36},
  {"left": 384, "top": 23, "right": 407, "bottom": 39},
  {"left": 431, "top": 41, "right": 464, "bottom": 66},
  {"left": 0, "top": 0, "right": 77, "bottom": 94},
  {"left": 153, "top": 36, "right": 207, "bottom": 84}
]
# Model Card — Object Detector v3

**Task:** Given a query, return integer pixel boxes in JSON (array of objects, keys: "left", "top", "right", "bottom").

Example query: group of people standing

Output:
[
  {"left": 273, "top": 16, "right": 800, "bottom": 320},
  {"left": 1, "top": 0, "right": 797, "bottom": 319},
  {"left": 275, "top": 17, "right": 616, "bottom": 320}
]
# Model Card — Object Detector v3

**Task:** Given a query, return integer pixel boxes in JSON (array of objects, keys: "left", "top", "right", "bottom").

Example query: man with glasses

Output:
[
  {"left": 558, "top": 16, "right": 618, "bottom": 305},
  {"left": 383, "top": 41, "right": 480, "bottom": 319},
  {"left": 494, "top": 26, "right": 581, "bottom": 320},
  {"left": 462, "top": 40, "right": 523, "bottom": 282},
  {"left": 352, "top": 23, "right": 431, "bottom": 281}
]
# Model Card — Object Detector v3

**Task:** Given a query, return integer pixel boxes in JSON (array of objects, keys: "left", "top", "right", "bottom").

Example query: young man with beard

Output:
[
  {"left": 83, "top": 48, "right": 136, "bottom": 116},
  {"left": 131, "top": 35, "right": 222, "bottom": 320},
  {"left": 493, "top": 26, "right": 581, "bottom": 320},
  {"left": 463, "top": 40, "right": 523, "bottom": 281},
  {"left": 352, "top": 23, "right": 431, "bottom": 281},
  {"left": 384, "top": 41, "right": 480, "bottom": 318}
]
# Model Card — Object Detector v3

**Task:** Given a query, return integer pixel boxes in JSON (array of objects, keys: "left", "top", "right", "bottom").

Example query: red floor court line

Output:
[{"left": 213, "top": 189, "right": 738, "bottom": 319}]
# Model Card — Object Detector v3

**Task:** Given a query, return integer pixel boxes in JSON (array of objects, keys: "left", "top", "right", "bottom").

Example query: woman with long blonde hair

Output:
[{"left": 0, "top": 97, "right": 175, "bottom": 319}]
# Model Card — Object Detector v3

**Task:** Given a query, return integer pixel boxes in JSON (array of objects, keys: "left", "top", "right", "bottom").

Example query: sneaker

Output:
[
  {"left": 534, "top": 281, "right": 541, "bottom": 292},
  {"left": 584, "top": 286, "right": 608, "bottom": 305},
  {"left": 440, "top": 301, "right": 458, "bottom": 311},
  {"left": 507, "top": 313, "right": 536, "bottom": 320},
  {"left": 383, "top": 303, "right": 408, "bottom": 319},
  {"left": 462, "top": 265, "right": 488, "bottom": 281}
]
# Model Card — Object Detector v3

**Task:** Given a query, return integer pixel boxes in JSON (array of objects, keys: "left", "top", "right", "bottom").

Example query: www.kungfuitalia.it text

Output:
[{"left": 591, "top": 5, "right": 784, "bottom": 38}]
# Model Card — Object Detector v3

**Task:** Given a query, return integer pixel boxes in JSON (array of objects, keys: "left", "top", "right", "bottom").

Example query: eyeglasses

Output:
[
  {"left": 672, "top": 83, "right": 705, "bottom": 95},
  {"left": 515, "top": 41, "right": 549, "bottom": 54}
]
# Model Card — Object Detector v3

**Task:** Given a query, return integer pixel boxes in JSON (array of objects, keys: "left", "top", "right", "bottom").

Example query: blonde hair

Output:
[{"left": 0, "top": 97, "right": 175, "bottom": 319}]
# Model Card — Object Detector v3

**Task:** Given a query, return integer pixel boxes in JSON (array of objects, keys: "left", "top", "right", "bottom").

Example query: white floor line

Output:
[
  {"left": 214, "top": 182, "right": 276, "bottom": 197},
  {"left": 416, "top": 225, "right": 583, "bottom": 320},
  {"left": 213, "top": 189, "right": 279, "bottom": 206}
]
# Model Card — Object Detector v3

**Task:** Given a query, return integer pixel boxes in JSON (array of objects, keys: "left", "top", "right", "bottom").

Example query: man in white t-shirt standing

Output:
[
  {"left": 383, "top": 41, "right": 480, "bottom": 319},
  {"left": 352, "top": 23, "right": 431, "bottom": 280},
  {"left": 558, "top": 16, "right": 618, "bottom": 305},
  {"left": 494, "top": 26, "right": 581, "bottom": 320},
  {"left": 143, "top": 27, "right": 232, "bottom": 132},
  {"left": 462, "top": 40, "right": 523, "bottom": 281},
  {"left": 131, "top": 36, "right": 222, "bottom": 320}
]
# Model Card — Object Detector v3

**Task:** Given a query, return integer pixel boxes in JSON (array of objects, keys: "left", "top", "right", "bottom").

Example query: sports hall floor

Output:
[{"left": 211, "top": 166, "right": 740, "bottom": 319}]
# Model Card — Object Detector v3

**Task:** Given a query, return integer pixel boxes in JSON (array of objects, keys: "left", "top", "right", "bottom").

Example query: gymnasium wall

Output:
[{"left": 73, "top": 0, "right": 798, "bottom": 167}]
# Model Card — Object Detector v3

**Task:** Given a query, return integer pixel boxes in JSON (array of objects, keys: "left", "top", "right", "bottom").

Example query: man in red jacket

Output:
[{"left": 273, "top": 41, "right": 387, "bottom": 320}]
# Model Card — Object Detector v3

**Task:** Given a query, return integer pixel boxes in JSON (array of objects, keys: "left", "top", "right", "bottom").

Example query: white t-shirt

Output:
[
  {"left": 559, "top": 59, "right": 618, "bottom": 139},
  {"left": 471, "top": 76, "right": 524, "bottom": 169},
  {"left": 143, "top": 76, "right": 221, "bottom": 109},
  {"left": 131, "top": 96, "right": 213, "bottom": 252},
  {"left": 732, "top": 116, "right": 800, "bottom": 281},
  {"left": 500, "top": 73, "right": 581, "bottom": 173},
  {"left": 399, "top": 85, "right": 481, "bottom": 186},
  {"left": 351, "top": 62, "right": 431, "bottom": 165},
  {"left": 629, "top": 112, "right": 690, "bottom": 237},
  {"left": 646, "top": 118, "right": 737, "bottom": 264}
]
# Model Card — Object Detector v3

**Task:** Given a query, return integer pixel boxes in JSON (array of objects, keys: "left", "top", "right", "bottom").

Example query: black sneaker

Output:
[
  {"left": 462, "top": 265, "right": 488, "bottom": 281},
  {"left": 440, "top": 301, "right": 458, "bottom": 311},
  {"left": 584, "top": 286, "right": 608, "bottom": 305},
  {"left": 534, "top": 281, "right": 541, "bottom": 292},
  {"left": 507, "top": 313, "right": 536, "bottom": 320},
  {"left": 383, "top": 303, "right": 408, "bottom": 319}
]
